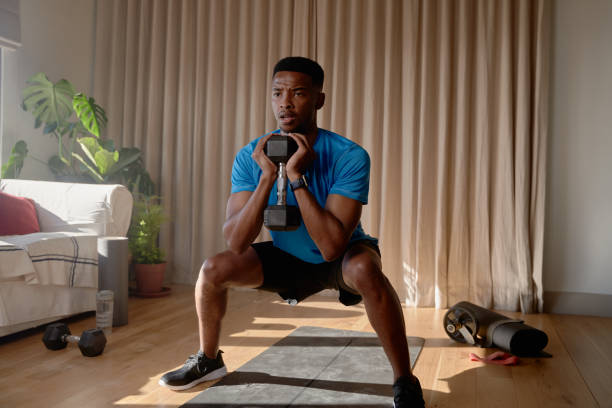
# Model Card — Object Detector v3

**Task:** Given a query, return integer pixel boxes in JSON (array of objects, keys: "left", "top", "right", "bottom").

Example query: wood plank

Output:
[
  {"left": 511, "top": 313, "right": 598, "bottom": 408},
  {"left": 551, "top": 314, "right": 612, "bottom": 407}
]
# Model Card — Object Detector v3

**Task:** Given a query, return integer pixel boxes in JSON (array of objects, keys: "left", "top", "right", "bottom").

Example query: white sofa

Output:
[{"left": 0, "top": 179, "right": 133, "bottom": 337}]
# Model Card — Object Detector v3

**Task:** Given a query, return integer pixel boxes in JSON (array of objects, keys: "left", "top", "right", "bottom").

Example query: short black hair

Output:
[{"left": 273, "top": 57, "right": 324, "bottom": 88}]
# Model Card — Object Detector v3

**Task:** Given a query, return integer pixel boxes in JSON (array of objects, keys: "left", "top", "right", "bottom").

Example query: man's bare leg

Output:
[
  {"left": 194, "top": 247, "right": 264, "bottom": 357},
  {"left": 341, "top": 244, "right": 414, "bottom": 382}
]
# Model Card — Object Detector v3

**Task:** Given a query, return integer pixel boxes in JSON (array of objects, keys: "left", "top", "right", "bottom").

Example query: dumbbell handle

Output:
[
  {"left": 276, "top": 162, "right": 287, "bottom": 205},
  {"left": 61, "top": 334, "right": 81, "bottom": 344}
]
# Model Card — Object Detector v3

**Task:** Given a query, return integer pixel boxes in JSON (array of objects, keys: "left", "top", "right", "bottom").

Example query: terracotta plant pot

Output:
[{"left": 134, "top": 262, "right": 166, "bottom": 293}]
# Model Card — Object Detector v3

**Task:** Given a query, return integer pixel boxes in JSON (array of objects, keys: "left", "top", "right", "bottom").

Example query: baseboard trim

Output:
[{"left": 544, "top": 291, "right": 612, "bottom": 317}]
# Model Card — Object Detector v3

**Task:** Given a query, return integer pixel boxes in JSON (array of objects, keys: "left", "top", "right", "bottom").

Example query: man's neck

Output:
[
  {"left": 282, "top": 123, "right": 318, "bottom": 146},
  {"left": 303, "top": 126, "right": 319, "bottom": 146}
]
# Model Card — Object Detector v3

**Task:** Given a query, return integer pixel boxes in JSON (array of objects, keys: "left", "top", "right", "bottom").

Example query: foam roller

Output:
[{"left": 443, "top": 301, "right": 548, "bottom": 356}]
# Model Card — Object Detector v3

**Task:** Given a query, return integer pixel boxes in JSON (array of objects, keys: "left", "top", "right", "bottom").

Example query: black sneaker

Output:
[
  {"left": 159, "top": 350, "right": 227, "bottom": 391},
  {"left": 393, "top": 375, "right": 425, "bottom": 408}
]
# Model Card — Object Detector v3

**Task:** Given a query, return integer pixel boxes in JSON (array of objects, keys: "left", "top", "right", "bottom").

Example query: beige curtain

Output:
[{"left": 94, "top": 0, "right": 550, "bottom": 312}]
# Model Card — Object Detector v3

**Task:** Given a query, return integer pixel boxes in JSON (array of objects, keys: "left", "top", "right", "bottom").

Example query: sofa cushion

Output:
[{"left": 0, "top": 191, "right": 41, "bottom": 236}]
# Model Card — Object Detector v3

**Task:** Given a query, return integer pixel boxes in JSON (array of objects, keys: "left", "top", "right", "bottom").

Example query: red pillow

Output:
[{"left": 0, "top": 191, "right": 41, "bottom": 236}]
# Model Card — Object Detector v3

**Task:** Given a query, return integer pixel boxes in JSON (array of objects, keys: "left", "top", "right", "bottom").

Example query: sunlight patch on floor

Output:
[{"left": 114, "top": 373, "right": 206, "bottom": 406}]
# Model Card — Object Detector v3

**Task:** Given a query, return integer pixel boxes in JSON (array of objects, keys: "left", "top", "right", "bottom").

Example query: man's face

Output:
[{"left": 271, "top": 71, "right": 323, "bottom": 133}]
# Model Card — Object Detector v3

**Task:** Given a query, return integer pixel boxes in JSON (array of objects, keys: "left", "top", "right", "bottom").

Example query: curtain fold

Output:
[{"left": 94, "top": 0, "right": 550, "bottom": 312}]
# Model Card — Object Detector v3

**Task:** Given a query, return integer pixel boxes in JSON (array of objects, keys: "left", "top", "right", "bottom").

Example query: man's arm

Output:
[
  {"left": 292, "top": 189, "right": 362, "bottom": 261},
  {"left": 284, "top": 132, "right": 366, "bottom": 261},
  {"left": 222, "top": 182, "right": 273, "bottom": 253},
  {"left": 223, "top": 134, "right": 276, "bottom": 254}
]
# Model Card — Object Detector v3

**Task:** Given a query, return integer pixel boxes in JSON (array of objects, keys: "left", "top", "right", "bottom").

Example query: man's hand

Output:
[
  {"left": 285, "top": 132, "right": 316, "bottom": 181},
  {"left": 251, "top": 134, "right": 277, "bottom": 182}
]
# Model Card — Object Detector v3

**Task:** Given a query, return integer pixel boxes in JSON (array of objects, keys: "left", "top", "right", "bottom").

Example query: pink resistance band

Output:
[{"left": 469, "top": 351, "right": 519, "bottom": 366}]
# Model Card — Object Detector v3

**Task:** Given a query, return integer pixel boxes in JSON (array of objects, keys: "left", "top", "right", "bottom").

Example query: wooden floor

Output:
[{"left": 1, "top": 284, "right": 611, "bottom": 408}]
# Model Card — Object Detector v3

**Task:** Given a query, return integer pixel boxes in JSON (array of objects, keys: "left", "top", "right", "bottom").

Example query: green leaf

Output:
[
  {"left": 60, "top": 121, "right": 87, "bottom": 137},
  {"left": 77, "top": 136, "right": 101, "bottom": 165},
  {"left": 57, "top": 122, "right": 76, "bottom": 137},
  {"left": 100, "top": 138, "right": 115, "bottom": 152},
  {"left": 12, "top": 140, "right": 28, "bottom": 155},
  {"left": 22, "top": 73, "right": 75, "bottom": 130},
  {"left": 117, "top": 152, "right": 155, "bottom": 196},
  {"left": 93, "top": 149, "right": 119, "bottom": 176},
  {"left": 104, "top": 147, "right": 141, "bottom": 177},
  {"left": 75, "top": 136, "right": 127, "bottom": 178},
  {"left": 43, "top": 122, "right": 58, "bottom": 135},
  {"left": 73, "top": 93, "right": 107, "bottom": 138},
  {"left": 0, "top": 140, "right": 28, "bottom": 179},
  {"left": 71, "top": 152, "right": 104, "bottom": 182}
]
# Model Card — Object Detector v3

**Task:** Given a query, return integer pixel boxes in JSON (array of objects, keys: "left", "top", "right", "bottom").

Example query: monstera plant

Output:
[
  {"left": 20, "top": 72, "right": 106, "bottom": 178},
  {"left": 4, "top": 73, "right": 155, "bottom": 195}
]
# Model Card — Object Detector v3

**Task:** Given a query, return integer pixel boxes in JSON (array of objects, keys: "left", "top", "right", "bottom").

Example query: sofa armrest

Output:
[{"left": 0, "top": 179, "right": 133, "bottom": 237}]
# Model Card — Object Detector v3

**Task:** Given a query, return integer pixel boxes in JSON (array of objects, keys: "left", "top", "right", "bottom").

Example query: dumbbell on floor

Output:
[{"left": 42, "top": 322, "right": 107, "bottom": 357}]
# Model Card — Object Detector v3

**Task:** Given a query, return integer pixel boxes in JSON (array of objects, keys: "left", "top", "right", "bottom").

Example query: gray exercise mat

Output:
[{"left": 181, "top": 326, "right": 425, "bottom": 407}]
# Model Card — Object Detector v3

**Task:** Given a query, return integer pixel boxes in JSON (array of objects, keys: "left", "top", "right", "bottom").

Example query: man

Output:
[{"left": 159, "top": 57, "right": 425, "bottom": 407}]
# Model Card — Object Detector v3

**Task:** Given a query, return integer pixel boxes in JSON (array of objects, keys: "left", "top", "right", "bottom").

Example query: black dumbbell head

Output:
[
  {"left": 43, "top": 323, "right": 71, "bottom": 350},
  {"left": 264, "top": 135, "right": 298, "bottom": 164},
  {"left": 78, "top": 328, "right": 107, "bottom": 357},
  {"left": 264, "top": 205, "right": 301, "bottom": 231}
]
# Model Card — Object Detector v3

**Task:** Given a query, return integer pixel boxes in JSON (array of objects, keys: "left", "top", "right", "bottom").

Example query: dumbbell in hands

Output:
[
  {"left": 43, "top": 323, "right": 107, "bottom": 357},
  {"left": 263, "top": 134, "right": 301, "bottom": 231}
]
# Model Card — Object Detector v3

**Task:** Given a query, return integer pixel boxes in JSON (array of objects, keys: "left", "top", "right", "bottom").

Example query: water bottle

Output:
[{"left": 96, "top": 290, "right": 114, "bottom": 336}]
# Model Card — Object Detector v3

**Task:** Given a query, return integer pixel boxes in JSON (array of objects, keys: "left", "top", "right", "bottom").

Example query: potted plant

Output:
[{"left": 128, "top": 194, "right": 168, "bottom": 294}]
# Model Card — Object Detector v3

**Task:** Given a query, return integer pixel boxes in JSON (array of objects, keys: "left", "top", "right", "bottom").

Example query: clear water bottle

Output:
[{"left": 96, "top": 290, "right": 114, "bottom": 336}]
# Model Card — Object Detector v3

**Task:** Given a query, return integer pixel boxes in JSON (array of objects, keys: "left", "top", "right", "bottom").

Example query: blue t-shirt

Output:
[{"left": 231, "top": 128, "right": 378, "bottom": 264}]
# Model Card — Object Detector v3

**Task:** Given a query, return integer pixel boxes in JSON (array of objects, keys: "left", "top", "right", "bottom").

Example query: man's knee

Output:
[
  {"left": 198, "top": 252, "right": 233, "bottom": 288},
  {"left": 342, "top": 255, "right": 387, "bottom": 296}
]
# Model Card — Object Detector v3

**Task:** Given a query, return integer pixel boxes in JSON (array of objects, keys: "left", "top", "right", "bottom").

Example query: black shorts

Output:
[{"left": 251, "top": 240, "right": 381, "bottom": 306}]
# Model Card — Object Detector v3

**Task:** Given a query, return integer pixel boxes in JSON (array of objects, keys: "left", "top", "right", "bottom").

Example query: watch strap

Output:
[{"left": 290, "top": 175, "right": 308, "bottom": 191}]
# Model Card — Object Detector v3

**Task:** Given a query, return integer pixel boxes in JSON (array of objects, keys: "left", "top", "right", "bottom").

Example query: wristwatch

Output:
[{"left": 290, "top": 175, "right": 308, "bottom": 191}]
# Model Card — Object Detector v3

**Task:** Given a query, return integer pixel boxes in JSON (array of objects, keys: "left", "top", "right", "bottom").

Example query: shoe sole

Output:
[{"left": 158, "top": 366, "right": 228, "bottom": 391}]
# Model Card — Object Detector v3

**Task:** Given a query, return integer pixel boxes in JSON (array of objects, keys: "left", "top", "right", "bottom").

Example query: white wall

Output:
[
  {"left": 544, "top": 0, "right": 612, "bottom": 296},
  {"left": 0, "top": 0, "right": 95, "bottom": 180}
]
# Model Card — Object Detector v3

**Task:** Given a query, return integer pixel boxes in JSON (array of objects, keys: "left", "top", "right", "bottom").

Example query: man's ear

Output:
[{"left": 316, "top": 92, "right": 325, "bottom": 110}]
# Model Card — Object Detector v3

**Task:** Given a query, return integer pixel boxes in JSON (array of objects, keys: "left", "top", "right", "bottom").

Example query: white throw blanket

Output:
[{"left": 0, "top": 232, "right": 98, "bottom": 288}]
